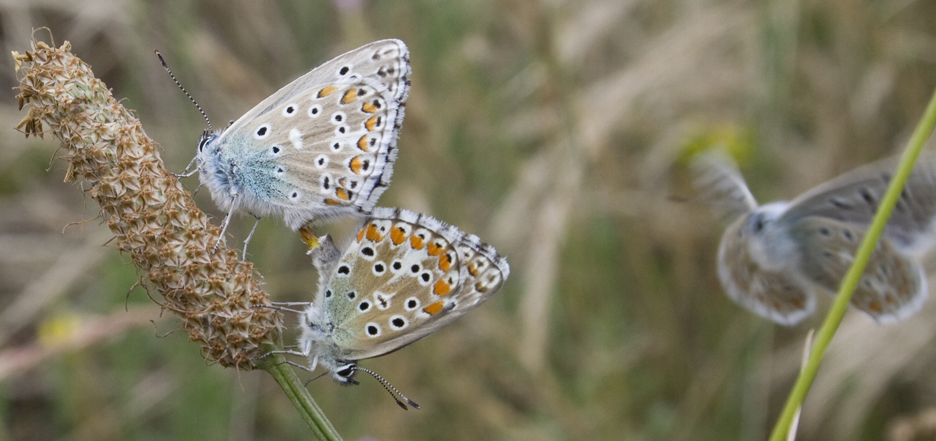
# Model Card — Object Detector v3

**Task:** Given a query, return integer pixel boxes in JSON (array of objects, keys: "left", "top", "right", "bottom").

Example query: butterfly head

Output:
[
  {"left": 296, "top": 304, "right": 358, "bottom": 382},
  {"left": 195, "top": 129, "right": 243, "bottom": 212},
  {"left": 196, "top": 129, "right": 219, "bottom": 155},
  {"left": 734, "top": 201, "right": 799, "bottom": 272},
  {"left": 742, "top": 202, "right": 788, "bottom": 237},
  {"left": 332, "top": 362, "right": 360, "bottom": 384}
]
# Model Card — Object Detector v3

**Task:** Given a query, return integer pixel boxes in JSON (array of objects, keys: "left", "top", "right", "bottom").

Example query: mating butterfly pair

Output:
[{"left": 173, "top": 39, "right": 509, "bottom": 405}]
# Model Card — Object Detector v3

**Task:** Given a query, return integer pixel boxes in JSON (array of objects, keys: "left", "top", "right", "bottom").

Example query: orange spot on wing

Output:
[
  {"left": 357, "top": 227, "right": 366, "bottom": 243},
  {"left": 410, "top": 235, "right": 425, "bottom": 250},
  {"left": 325, "top": 199, "right": 342, "bottom": 206},
  {"left": 357, "top": 135, "right": 370, "bottom": 152},
  {"left": 341, "top": 88, "right": 358, "bottom": 104},
  {"left": 433, "top": 279, "right": 452, "bottom": 296},
  {"left": 335, "top": 188, "right": 350, "bottom": 201},
  {"left": 468, "top": 262, "right": 479, "bottom": 276},
  {"left": 439, "top": 253, "right": 452, "bottom": 272},
  {"left": 427, "top": 241, "right": 445, "bottom": 256},
  {"left": 362, "top": 102, "right": 377, "bottom": 113},
  {"left": 365, "top": 116, "right": 378, "bottom": 131},
  {"left": 350, "top": 157, "right": 364, "bottom": 174},
  {"left": 868, "top": 300, "right": 883, "bottom": 313},
  {"left": 366, "top": 224, "right": 383, "bottom": 242},
  {"left": 317, "top": 85, "right": 337, "bottom": 98},
  {"left": 391, "top": 227, "right": 407, "bottom": 245},
  {"left": 423, "top": 301, "right": 444, "bottom": 315}
]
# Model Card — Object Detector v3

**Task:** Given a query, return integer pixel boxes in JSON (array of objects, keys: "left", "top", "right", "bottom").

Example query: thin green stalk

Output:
[
  {"left": 769, "top": 85, "right": 936, "bottom": 441},
  {"left": 255, "top": 349, "right": 343, "bottom": 441}
]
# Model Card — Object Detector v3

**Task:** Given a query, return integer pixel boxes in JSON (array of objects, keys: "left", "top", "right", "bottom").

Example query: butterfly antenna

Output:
[
  {"left": 353, "top": 366, "right": 421, "bottom": 410},
  {"left": 154, "top": 50, "right": 213, "bottom": 132}
]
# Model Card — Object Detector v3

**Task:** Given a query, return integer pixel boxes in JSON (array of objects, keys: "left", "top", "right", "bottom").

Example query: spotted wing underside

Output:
[{"left": 318, "top": 208, "right": 509, "bottom": 361}]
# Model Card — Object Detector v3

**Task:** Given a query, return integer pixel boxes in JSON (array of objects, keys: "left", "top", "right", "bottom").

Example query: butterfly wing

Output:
[
  {"left": 690, "top": 151, "right": 759, "bottom": 222},
  {"left": 212, "top": 39, "right": 411, "bottom": 229},
  {"left": 780, "top": 153, "right": 936, "bottom": 253},
  {"left": 717, "top": 216, "right": 816, "bottom": 325},
  {"left": 789, "top": 216, "right": 927, "bottom": 323},
  {"left": 319, "top": 208, "right": 509, "bottom": 361}
]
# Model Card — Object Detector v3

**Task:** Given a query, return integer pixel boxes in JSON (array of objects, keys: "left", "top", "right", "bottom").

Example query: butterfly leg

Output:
[
  {"left": 254, "top": 303, "right": 308, "bottom": 314},
  {"left": 241, "top": 213, "right": 261, "bottom": 259},
  {"left": 173, "top": 156, "right": 199, "bottom": 178},
  {"left": 260, "top": 340, "right": 312, "bottom": 360},
  {"left": 212, "top": 195, "right": 238, "bottom": 254},
  {"left": 282, "top": 360, "right": 317, "bottom": 373},
  {"left": 262, "top": 349, "right": 310, "bottom": 358},
  {"left": 269, "top": 301, "right": 313, "bottom": 307}
]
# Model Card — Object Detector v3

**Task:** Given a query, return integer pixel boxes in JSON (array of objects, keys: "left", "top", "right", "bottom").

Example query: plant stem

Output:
[{"left": 256, "top": 351, "right": 343, "bottom": 441}]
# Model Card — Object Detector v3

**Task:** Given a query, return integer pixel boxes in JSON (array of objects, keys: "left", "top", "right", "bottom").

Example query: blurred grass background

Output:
[{"left": 2, "top": 0, "right": 936, "bottom": 440}]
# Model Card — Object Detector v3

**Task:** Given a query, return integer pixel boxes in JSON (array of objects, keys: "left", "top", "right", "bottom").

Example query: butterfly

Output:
[
  {"left": 270, "top": 207, "right": 509, "bottom": 408},
  {"left": 692, "top": 152, "right": 936, "bottom": 326},
  {"left": 188, "top": 39, "right": 411, "bottom": 252}
]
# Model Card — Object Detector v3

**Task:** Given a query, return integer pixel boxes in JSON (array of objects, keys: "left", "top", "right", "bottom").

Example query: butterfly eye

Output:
[
  {"left": 197, "top": 132, "right": 213, "bottom": 153},
  {"left": 747, "top": 214, "right": 765, "bottom": 233},
  {"left": 336, "top": 365, "right": 355, "bottom": 378}
]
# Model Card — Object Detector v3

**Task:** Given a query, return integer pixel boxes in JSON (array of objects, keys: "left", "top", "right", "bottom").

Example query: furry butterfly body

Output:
[
  {"left": 292, "top": 207, "right": 509, "bottom": 384},
  {"left": 694, "top": 153, "right": 936, "bottom": 325},
  {"left": 196, "top": 39, "right": 411, "bottom": 231}
]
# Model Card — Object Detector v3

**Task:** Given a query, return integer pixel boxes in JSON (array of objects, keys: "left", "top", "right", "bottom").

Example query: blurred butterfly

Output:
[
  {"left": 692, "top": 152, "right": 936, "bottom": 325},
  {"left": 169, "top": 40, "right": 411, "bottom": 254},
  {"left": 270, "top": 208, "right": 509, "bottom": 408}
]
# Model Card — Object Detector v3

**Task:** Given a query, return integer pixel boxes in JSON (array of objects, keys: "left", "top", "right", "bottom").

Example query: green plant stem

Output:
[
  {"left": 769, "top": 85, "right": 936, "bottom": 441},
  {"left": 257, "top": 351, "right": 343, "bottom": 441}
]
